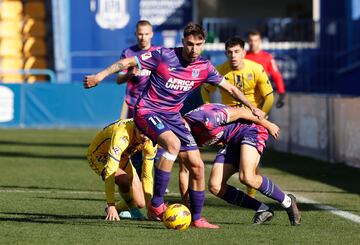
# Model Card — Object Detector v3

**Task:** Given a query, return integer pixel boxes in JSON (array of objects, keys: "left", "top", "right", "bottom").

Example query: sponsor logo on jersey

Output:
[
  {"left": 141, "top": 52, "right": 152, "bottom": 60},
  {"left": 247, "top": 73, "right": 253, "bottom": 80},
  {"left": 204, "top": 131, "right": 224, "bottom": 146},
  {"left": 192, "top": 69, "right": 200, "bottom": 78},
  {"left": 165, "top": 78, "right": 195, "bottom": 91},
  {"left": 113, "top": 146, "right": 120, "bottom": 155},
  {"left": 139, "top": 69, "right": 151, "bottom": 76}
]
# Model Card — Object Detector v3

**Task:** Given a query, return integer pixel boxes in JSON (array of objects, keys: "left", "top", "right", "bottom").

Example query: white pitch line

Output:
[
  {"left": 2, "top": 184, "right": 360, "bottom": 225},
  {"left": 209, "top": 165, "right": 360, "bottom": 224},
  {"left": 295, "top": 195, "right": 360, "bottom": 224}
]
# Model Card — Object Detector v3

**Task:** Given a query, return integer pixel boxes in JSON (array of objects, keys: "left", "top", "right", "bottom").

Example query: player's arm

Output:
[
  {"left": 226, "top": 107, "right": 279, "bottom": 139},
  {"left": 218, "top": 79, "right": 266, "bottom": 119},
  {"left": 256, "top": 69, "right": 274, "bottom": 114},
  {"left": 84, "top": 57, "right": 138, "bottom": 88},
  {"left": 141, "top": 140, "right": 156, "bottom": 204},
  {"left": 103, "top": 156, "right": 121, "bottom": 221},
  {"left": 268, "top": 57, "right": 286, "bottom": 108}
]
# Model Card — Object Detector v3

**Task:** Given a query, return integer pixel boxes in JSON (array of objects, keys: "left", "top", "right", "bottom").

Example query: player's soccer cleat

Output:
[
  {"left": 285, "top": 194, "right": 301, "bottom": 226},
  {"left": 119, "top": 208, "right": 145, "bottom": 220},
  {"left": 147, "top": 202, "right": 167, "bottom": 221},
  {"left": 191, "top": 217, "right": 220, "bottom": 229},
  {"left": 252, "top": 209, "right": 274, "bottom": 225}
]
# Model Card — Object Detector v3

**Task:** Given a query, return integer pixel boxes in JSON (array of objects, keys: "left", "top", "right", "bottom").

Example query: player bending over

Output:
[
  {"left": 183, "top": 103, "right": 301, "bottom": 226},
  {"left": 87, "top": 119, "right": 156, "bottom": 221}
]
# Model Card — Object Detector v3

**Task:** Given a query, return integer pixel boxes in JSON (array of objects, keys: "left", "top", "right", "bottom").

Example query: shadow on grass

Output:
[
  {"left": 261, "top": 150, "right": 360, "bottom": 196},
  {"left": 0, "top": 185, "right": 102, "bottom": 193},
  {"left": 0, "top": 140, "right": 89, "bottom": 148},
  {"left": 36, "top": 196, "right": 104, "bottom": 202},
  {"left": 0, "top": 151, "right": 86, "bottom": 160},
  {"left": 0, "top": 211, "right": 165, "bottom": 228},
  {"left": 0, "top": 212, "right": 103, "bottom": 225}
]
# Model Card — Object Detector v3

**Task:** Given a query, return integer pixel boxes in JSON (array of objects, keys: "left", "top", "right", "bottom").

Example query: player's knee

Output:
[
  {"left": 208, "top": 181, "right": 221, "bottom": 196},
  {"left": 239, "top": 172, "right": 255, "bottom": 187},
  {"left": 162, "top": 150, "right": 178, "bottom": 161},
  {"left": 135, "top": 198, "right": 145, "bottom": 209},
  {"left": 189, "top": 163, "right": 204, "bottom": 181},
  {"left": 159, "top": 134, "right": 181, "bottom": 155}
]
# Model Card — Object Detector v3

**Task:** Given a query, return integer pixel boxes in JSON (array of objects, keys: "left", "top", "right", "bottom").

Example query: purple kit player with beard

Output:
[
  {"left": 183, "top": 103, "right": 301, "bottom": 226},
  {"left": 84, "top": 23, "right": 265, "bottom": 229}
]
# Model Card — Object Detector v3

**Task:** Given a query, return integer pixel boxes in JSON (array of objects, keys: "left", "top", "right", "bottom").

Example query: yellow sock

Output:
[
  {"left": 120, "top": 190, "right": 136, "bottom": 208},
  {"left": 115, "top": 201, "right": 129, "bottom": 212},
  {"left": 247, "top": 186, "right": 257, "bottom": 198}
]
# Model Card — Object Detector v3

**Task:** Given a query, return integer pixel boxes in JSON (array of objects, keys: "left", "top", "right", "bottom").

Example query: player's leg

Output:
[
  {"left": 116, "top": 162, "right": 146, "bottom": 220},
  {"left": 178, "top": 158, "right": 189, "bottom": 207},
  {"left": 134, "top": 110, "right": 180, "bottom": 220},
  {"left": 149, "top": 130, "right": 180, "bottom": 212},
  {"left": 179, "top": 149, "right": 219, "bottom": 229},
  {"left": 208, "top": 145, "right": 273, "bottom": 224},
  {"left": 238, "top": 144, "right": 301, "bottom": 225}
]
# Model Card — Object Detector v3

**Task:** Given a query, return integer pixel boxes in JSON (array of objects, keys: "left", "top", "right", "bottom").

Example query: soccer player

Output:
[
  {"left": 84, "top": 23, "right": 265, "bottom": 229},
  {"left": 87, "top": 119, "right": 156, "bottom": 221},
  {"left": 117, "top": 20, "right": 159, "bottom": 118},
  {"left": 116, "top": 20, "right": 160, "bottom": 181},
  {"left": 245, "top": 30, "right": 286, "bottom": 108},
  {"left": 201, "top": 36, "right": 274, "bottom": 197},
  {"left": 183, "top": 103, "right": 301, "bottom": 226}
]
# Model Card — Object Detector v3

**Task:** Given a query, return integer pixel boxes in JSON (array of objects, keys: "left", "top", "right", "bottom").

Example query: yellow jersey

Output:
[
  {"left": 201, "top": 59, "right": 273, "bottom": 110},
  {"left": 87, "top": 119, "right": 156, "bottom": 203}
]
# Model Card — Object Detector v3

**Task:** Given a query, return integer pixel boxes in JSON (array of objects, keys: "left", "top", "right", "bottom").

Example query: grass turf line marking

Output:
[
  {"left": 207, "top": 165, "right": 360, "bottom": 225},
  {"left": 296, "top": 195, "right": 360, "bottom": 224}
]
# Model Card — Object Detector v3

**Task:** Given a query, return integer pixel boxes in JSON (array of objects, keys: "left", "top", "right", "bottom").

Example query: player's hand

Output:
[
  {"left": 83, "top": 74, "right": 101, "bottom": 89},
  {"left": 131, "top": 66, "right": 140, "bottom": 76},
  {"left": 105, "top": 205, "right": 120, "bottom": 221},
  {"left": 268, "top": 123, "right": 280, "bottom": 139},
  {"left": 252, "top": 107, "right": 266, "bottom": 120},
  {"left": 276, "top": 93, "right": 286, "bottom": 108}
]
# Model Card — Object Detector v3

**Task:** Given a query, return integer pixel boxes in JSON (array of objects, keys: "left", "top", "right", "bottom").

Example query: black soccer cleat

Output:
[
  {"left": 252, "top": 209, "right": 274, "bottom": 225},
  {"left": 286, "top": 194, "right": 301, "bottom": 226}
]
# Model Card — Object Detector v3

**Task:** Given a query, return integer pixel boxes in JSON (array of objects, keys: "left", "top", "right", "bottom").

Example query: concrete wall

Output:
[{"left": 269, "top": 93, "right": 360, "bottom": 167}]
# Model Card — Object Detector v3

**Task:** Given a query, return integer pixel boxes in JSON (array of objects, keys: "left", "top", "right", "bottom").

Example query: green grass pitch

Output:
[{"left": 0, "top": 128, "right": 359, "bottom": 244}]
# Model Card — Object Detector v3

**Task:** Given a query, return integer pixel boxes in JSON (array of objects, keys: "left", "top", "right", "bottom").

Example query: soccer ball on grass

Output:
[{"left": 163, "top": 203, "right": 191, "bottom": 230}]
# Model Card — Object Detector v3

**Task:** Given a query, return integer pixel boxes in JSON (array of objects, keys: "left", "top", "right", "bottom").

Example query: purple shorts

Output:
[
  {"left": 214, "top": 124, "right": 268, "bottom": 169},
  {"left": 134, "top": 109, "right": 198, "bottom": 152}
]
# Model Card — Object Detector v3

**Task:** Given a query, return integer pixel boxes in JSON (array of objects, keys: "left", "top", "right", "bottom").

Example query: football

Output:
[{"left": 163, "top": 203, "right": 192, "bottom": 230}]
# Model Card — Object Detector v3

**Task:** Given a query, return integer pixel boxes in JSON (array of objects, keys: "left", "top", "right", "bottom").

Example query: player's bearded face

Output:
[
  {"left": 226, "top": 45, "right": 245, "bottom": 69},
  {"left": 182, "top": 35, "right": 205, "bottom": 62},
  {"left": 136, "top": 25, "right": 153, "bottom": 49}
]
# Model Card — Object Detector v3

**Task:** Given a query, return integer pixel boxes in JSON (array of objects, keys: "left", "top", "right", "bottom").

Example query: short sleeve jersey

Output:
[
  {"left": 201, "top": 59, "right": 273, "bottom": 108},
  {"left": 135, "top": 47, "right": 223, "bottom": 112}
]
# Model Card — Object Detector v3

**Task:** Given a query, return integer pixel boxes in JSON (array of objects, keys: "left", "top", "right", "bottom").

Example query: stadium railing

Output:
[{"left": 0, "top": 69, "right": 57, "bottom": 83}]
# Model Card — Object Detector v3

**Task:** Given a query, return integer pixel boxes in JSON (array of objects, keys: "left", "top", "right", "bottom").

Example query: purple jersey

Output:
[
  {"left": 184, "top": 103, "right": 268, "bottom": 149},
  {"left": 120, "top": 45, "right": 160, "bottom": 112},
  {"left": 134, "top": 47, "right": 223, "bottom": 112}
]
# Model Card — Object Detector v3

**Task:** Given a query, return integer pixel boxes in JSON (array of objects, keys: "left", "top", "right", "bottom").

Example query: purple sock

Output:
[
  {"left": 258, "top": 175, "right": 285, "bottom": 203},
  {"left": 222, "top": 185, "right": 269, "bottom": 211},
  {"left": 151, "top": 167, "right": 170, "bottom": 208},
  {"left": 189, "top": 189, "right": 205, "bottom": 221}
]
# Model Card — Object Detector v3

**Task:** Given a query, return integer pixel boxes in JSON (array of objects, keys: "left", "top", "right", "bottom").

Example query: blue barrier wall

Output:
[{"left": 0, "top": 84, "right": 125, "bottom": 128}]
